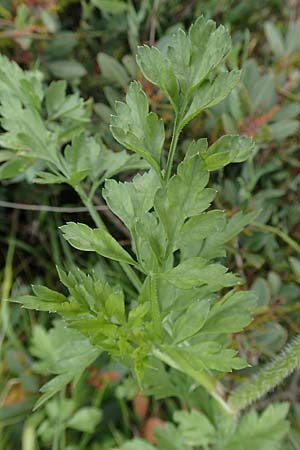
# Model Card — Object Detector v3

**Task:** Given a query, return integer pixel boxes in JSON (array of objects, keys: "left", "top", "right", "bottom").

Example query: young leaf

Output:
[
  {"left": 188, "top": 18, "right": 231, "bottom": 92},
  {"left": 136, "top": 46, "right": 179, "bottom": 110},
  {"left": 110, "top": 81, "right": 164, "bottom": 172},
  {"left": 181, "top": 71, "right": 240, "bottom": 128}
]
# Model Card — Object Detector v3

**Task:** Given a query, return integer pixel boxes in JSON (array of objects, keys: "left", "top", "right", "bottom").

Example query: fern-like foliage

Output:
[{"left": 10, "top": 17, "right": 259, "bottom": 413}]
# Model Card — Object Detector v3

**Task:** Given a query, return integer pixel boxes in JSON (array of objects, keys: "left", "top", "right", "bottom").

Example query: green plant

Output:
[{"left": 1, "top": 14, "right": 300, "bottom": 449}]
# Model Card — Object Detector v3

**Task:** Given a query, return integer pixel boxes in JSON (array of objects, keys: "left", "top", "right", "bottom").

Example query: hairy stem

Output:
[{"left": 228, "top": 335, "right": 300, "bottom": 412}]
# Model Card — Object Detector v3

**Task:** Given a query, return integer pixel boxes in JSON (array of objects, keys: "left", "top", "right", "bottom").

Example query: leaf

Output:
[
  {"left": 13, "top": 285, "right": 72, "bottom": 313},
  {"left": 137, "top": 17, "right": 233, "bottom": 112},
  {"left": 251, "top": 278, "right": 271, "bottom": 308},
  {"left": 67, "top": 407, "right": 102, "bottom": 433},
  {"left": 62, "top": 133, "right": 145, "bottom": 185},
  {"left": 185, "top": 138, "right": 208, "bottom": 158},
  {"left": 154, "top": 423, "right": 193, "bottom": 450},
  {"left": 251, "top": 74, "right": 276, "bottom": 112},
  {"left": 182, "top": 70, "right": 240, "bottom": 128},
  {"left": 268, "top": 119, "right": 299, "bottom": 140},
  {"left": 154, "top": 155, "right": 215, "bottom": 251},
  {"left": 264, "top": 22, "right": 285, "bottom": 58},
  {"left": 103, "top": 170, "right": 160, "bottom": 230},
  {"left": 45, "top": 80, "right": 88, "bottom": 123},
  {"left": 128, "top": 303, "right": 150, "bottom": 328},
  {"left": 45, "top": 80, "right": 67, "bottom": 118},
  {"left": 47, "top": 60, "right": 87, "bottom": 79},
  {"left": 200, "top": 290, "right": 257, "bottom": 334},
  {"left": 223, "top": 403, "right": 290, "bottom": 450},
  {"left": 272, "top": 103, "right": 300, "bottom": 120},
  {"left": 156, "top": 343, "right": 246, "bottom": 376},
  {"left": 122, "top": 439, "right": 156, "bottom": 450},
  {"left": 176, "top": 210, "right": 224, "bottom": 248},
  {"left": 0, "top": 95, "right": 59, "bottom": 165},
  {"left": 174, "top": 409, "right": 216, "bottom": 447},
  {"left": 200, "top": 211, "right": 258, "bottom": 259},
  {"left": 0, "top": 158, "right": 30, "bottom": 180},
  {"left": 173, "top": 299, "right": 210, "bottom": 343},
  {"left": 201, "top": 135, "right": 256, "bottom": 170},
  {"left": 97, "top": 52, "right": 130, "bottom": 88},
  {"left": 0, "top": 54, "right": 43, "bottom": 107},
  {"left": 110, "top": 81, "right": 164, "bottom": 172},
  {"left": 29, "top": 322, "right": 100, "bottom": 408},
  {"left": 187, "top": 17, "right": 231, "bottom": 92},
  {"left": 163, "top": 257, "right": 239, "bottom": 290},
  {"left": 60, "top": 222, "right": 136, "bottom": 265},
  {"left": 133, "top": 213, "right": 167, "bottom": 271},
  {"left": 136, "top": 46, "right": 179, "bottom": 109},
  {"left": 92, "top": 0, "right": 128, "bottom": 14},
  {"left": 142, "top": 360, "right": 190, "bottom": 400}
]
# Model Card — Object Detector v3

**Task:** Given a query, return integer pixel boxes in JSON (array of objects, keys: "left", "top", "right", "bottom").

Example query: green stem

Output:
[
  {"left": 228, "top": 335, "right": 300, "bottom": 413},
  {"left": 0, "top": 213, "right": 26, "bottom": 355},
  {"left": 79, "top": 384, "right": 107, "bottom": 448},
  {"left": 153, "top": 347, "right": 234, "bottom": 415},
  {"left": 52, "top": 390, "right": 65, "bottom": 450},
  {"left": 149, "top": 274, "right": 163, "bottom": 339},
  {"left": 75, "top": 184, "right": 141, "bottom": 293},
  {"left": 75, "top": 185, "right": 105, "bottom": 229},
  {"left": 164, "top": 115, "right": 181, "bottom": 182},
  {"left": 121, "top": 262, "right": 142, "bottom": 292},
  {"left": 252, "top": 221, "right": 300, "bottom": 256}
]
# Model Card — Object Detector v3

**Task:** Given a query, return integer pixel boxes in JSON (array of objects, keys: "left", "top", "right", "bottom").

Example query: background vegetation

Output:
[{"left": 1, "top": 1, "right": 300, "bottom": 449}]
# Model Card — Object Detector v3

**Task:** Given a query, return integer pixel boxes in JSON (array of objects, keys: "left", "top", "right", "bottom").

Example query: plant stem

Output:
[
  {"left": 75, "top": 185, "right": 105, "bottom": 229},
  {"left": 0, "top": 212, "right": 26, "bottom": 355},
  {"left": 252, "top": 221, "right": 300, "bottom": 256},
  {"left": 52, "top": 390, "right": 65, "bottom": 450},
  {"left": 79, "top": 384, "right": 108, "bottom": 449},
  {"left": 75, "top": 184, "right": 142, "bottom": 292},
  {"left": 149, "top": 274, "right": 163, "bottom": 339},
  {"left": 153, "top": 347, "right": 234, "bottom": 415},
  {"left": 228, "top": 335, "right": 300, "bottom": 413},
  {"left": 164, "top": 115, "right": 181, "bottom": 182}
]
